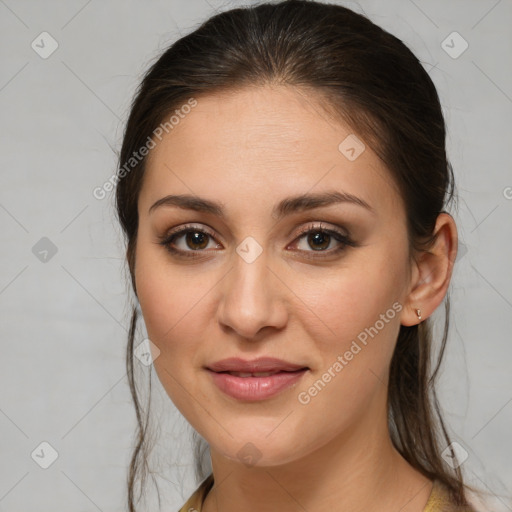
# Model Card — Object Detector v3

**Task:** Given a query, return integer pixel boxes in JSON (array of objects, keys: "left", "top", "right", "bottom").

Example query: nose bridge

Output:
[{"left": 217, "top": 238, "right": 286, "bottom": 338}]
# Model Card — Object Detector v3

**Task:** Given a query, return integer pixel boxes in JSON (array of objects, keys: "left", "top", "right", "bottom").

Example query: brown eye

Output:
[
  {"left": 159, "top": 224, "right": 221, "bottom": 257},
  {"left": 183, "top": 230, "right": 210, "bottom": 250},
  {"left": 291, "top": 222, "right": 355, "bottom": 256},
  {"left": 305, "top": 231, "right": 332, "bottom": 251}
]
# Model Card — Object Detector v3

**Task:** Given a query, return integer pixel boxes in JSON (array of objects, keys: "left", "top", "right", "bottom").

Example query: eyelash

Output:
[{"left": 158, "top": 222, "right": 356, "bottom": 260}]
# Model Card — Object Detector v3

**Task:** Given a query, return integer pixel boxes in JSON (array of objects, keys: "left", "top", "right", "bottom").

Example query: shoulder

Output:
[
  {"left": 178, "top": 473, "right": 214, "bottom": 512},
  {"left": 423, "top": 480, "right": 478, "bottom": 512},
  {"left": 178, "top": 475, "right": 480, "bottom": 512}
]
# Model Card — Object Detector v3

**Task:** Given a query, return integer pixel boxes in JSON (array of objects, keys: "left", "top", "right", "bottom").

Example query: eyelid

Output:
[
  {"left": 158, "top": 221, "right": 354, "bottom": 257},
  {"left": 291, "top": 221, "right": 348, "bottom": 240},
  {"left": 165, "top": 222, "right": 217, "bottom": 240},
  {"left": 286, "top": 222, "right": 355, "bottom": 257},
  {"left": 163, "top": 221, "right": 348, "bottom": 242}
]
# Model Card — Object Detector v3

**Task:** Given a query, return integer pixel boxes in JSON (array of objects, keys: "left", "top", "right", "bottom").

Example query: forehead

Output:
[{"left": 139, "top": 85, "right": 401, "bottom": 219}]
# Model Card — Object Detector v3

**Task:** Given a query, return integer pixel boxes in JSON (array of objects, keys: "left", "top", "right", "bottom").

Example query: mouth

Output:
[
  {"left": 205, "top": 358, "right": 309, "bottom": 401},
  {"left": 206, "top": 356, "right": 308, "bottom": 374},
  {"left": 214, "top": 369, "right": 306, "bottom": 377}
]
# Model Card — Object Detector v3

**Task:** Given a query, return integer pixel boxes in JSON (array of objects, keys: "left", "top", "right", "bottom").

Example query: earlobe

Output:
[
  {"left": 400, "top": 304, "right": 424, "bottom": 327},
  {"left": 400, "top": 213, "right": 458, "bottom": 326}
]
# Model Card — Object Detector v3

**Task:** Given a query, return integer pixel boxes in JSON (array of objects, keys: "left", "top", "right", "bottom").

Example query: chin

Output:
[{"left": 210, "top": 432, "right": 309, "bottom": 469}]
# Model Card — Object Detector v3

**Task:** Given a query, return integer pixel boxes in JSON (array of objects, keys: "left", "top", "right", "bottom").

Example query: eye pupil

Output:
[
  {"left": 308, "top": 231, "right": 330, "bottom": 250},
  {"left": 186, "top": 231, "right": 209, "bottom": 250}
]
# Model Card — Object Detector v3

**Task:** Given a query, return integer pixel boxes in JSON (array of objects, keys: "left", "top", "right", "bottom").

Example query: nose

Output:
[{"left": 216, "top": 249, "right": 288, "bottom": 340}]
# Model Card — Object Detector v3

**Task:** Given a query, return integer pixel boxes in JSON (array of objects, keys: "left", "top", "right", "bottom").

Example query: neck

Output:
[{"left": 202, "top": 400, "right": 433, "bottom": 512}]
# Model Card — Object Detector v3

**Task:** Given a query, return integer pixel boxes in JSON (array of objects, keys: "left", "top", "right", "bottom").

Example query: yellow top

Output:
[{"left": 178, "top": 474, "right": 477, "bottom": 512}]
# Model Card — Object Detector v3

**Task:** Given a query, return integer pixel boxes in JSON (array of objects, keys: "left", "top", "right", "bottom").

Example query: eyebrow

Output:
[{"left": 148, "top": 190, "right": 374, "bottom": 219}]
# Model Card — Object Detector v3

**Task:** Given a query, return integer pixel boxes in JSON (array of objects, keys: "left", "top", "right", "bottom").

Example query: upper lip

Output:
[{"left": 206, "top": 357, "right": 308, "bottom": 373}]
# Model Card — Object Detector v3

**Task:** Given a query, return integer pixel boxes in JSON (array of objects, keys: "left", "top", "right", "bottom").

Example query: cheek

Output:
[
  {"left": 135, "top": 236, "right": 189, "bottom": 346},
  {"left": 136, "top": 265, "right": 203, "bottom": 349},
  {"left": 134, "top": 242, "right": 223, "bottom": 382},
  {"left": 294, "top": 254, "right": 407, "bottom": 350},
  {"left": 134, "top": 255, "right": 213, "bottom": 416},
  {"left": 286, "top": 263, "right": 405, "bottom": 445}
]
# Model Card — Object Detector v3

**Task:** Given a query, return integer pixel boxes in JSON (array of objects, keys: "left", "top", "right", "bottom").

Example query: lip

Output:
[
  {"left": 205, "top": 357, "right": 309, "bottom": 401},
  {"left": 206, "top": 357, "right": 307, "bottom": 373}
]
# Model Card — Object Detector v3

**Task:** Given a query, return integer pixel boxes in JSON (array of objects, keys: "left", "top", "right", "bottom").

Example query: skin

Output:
[{"left": 134, "top": 85, "right": 458, "bottom": 512}]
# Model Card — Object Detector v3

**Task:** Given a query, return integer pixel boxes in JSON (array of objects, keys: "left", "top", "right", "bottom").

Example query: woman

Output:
[{"left": 115, "top": 1, "right": 481, "bottom": 510}]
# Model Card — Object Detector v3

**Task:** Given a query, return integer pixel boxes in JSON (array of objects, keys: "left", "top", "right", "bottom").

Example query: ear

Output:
[{"left": 400, "top": 213, "right": 458, "bottom": 326}]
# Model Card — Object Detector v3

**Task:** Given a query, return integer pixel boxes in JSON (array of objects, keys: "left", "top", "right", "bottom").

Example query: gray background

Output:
[{"left": 0, "top": 0, "right": 511, "bottom": 510}]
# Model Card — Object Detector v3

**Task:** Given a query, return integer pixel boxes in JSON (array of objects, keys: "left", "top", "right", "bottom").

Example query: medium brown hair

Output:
[{"left": 115, "top": 1, "right": 477, "bottom": 509}]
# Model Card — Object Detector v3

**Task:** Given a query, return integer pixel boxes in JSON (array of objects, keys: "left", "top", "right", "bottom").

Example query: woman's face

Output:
[{"left": 135, "top": 85, "right": 414, "bottom": 467}]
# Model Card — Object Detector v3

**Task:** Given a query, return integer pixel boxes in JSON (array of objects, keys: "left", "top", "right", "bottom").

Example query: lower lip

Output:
[{"left": 207, "top": 369, "right": 308, "bottom": 401}]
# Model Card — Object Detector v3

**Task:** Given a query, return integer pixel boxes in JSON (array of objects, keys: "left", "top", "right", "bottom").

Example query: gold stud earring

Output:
[{"left": 415, "top": 308, "right": 422, "bottom": 321}]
